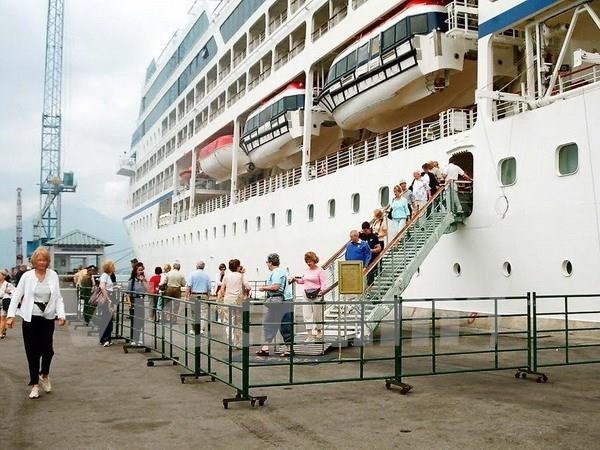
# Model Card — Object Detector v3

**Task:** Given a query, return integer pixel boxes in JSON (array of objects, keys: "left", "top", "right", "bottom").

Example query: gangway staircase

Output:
[{"left": 294, "top": 181, "right": 472, "bottom": 355}]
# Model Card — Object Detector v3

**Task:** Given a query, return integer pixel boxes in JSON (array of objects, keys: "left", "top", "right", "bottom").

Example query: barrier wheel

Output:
[
  {"left": 180, "top": 376, "right": 186, "bottom": 384},
  {"left": 147, "top": 361, "right": 154, "bottom": 367},
  {"left": 223, "top": 400, "right": 229, "bottom": 410},
  {"left": 250, "top": 399, "right": 256, "bottom": 407},
  {"left": 400, "top": 387, "right": 411, "bottom": 395},
  {"left": 172, "top": 361, "right": 178, "bottom": 366},
  {"left": 211, "top": 376, "right": 216, "bottom": 382},
  {"left": 258, "top": 399, "right": 266, "bottom": 406},
  {"left": 385, "top": 382, "right": 391, "bottom": 390},
  {"left": 536, "top": 375, "right": 548, "bottom": 384}
]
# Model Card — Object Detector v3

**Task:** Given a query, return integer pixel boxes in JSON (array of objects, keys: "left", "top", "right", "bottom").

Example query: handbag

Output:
[
  {"left": 304, "top": 288, "right": 320, "bottom": 300},
  {"left": 387, "top": 208, "right": 393, "bottom": 220},
  {"left": 89, "top": 287, "right": 108, "bottom": 307},
  {"left": 264, "top": 294, "right": 284, "bottom": 306}
]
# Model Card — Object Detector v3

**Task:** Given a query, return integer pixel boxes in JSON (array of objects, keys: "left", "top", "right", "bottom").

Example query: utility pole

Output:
[
  {"left": 33, "top": 0, "right": 75, "bottom": 245},
  {"left": 16, "top": 188, "right": 23, "bottom": 266}
]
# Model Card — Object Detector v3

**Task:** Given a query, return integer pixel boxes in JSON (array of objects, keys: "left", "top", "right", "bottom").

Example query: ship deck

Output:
[{"left": 1, "top": 322, "right": 599, "bottom": 449}]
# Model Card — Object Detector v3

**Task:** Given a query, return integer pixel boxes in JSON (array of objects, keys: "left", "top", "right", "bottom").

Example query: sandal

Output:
[{"left": 255, "top": 349, "right": 269, "bottom": 357}]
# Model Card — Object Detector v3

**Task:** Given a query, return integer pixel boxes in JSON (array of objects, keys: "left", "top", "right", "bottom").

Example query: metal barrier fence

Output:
[{"left": 93, "top": 291, "right": 600, "bottom": 409}]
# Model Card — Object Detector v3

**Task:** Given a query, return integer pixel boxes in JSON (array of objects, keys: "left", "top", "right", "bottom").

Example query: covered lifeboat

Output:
[
  {"left": 196, "top": 135, "right": 249, "bottom": 182},
  {"left": 241, "top": 82, "right": 344, "bottom": 169},
  {"left": 318, "top": 0, "right": 476, "bottom": 132}
]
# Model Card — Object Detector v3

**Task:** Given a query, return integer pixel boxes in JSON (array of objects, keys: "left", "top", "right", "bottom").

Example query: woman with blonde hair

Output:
[
  {"left": 98, "top": 260, "right": 116, "bottom": 347},
  {"left": 372, "top": 209, "right": 388, "bottom": 247},
  {"left": 293, "top": 252, "right": 327, "bottom": 342},
  {"left": 217, "top": 259, "right": 251, "bottom": 346},
  {"left": 6, "top": 247, "right": 66, "bottom": 399}
]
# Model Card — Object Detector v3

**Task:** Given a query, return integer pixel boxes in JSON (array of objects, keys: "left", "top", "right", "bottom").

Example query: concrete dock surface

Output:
[{"left": 1, "top": 322, "right": 600, "bottom": 450}]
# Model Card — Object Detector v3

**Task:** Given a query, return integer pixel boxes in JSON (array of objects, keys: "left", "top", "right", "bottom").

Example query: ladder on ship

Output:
[{"left": 294, "top": 181, "right": 472, "bottom": 355}]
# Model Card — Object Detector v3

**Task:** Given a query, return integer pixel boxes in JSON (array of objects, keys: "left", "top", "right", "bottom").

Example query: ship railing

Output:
[
  {"left": 236, "top": 167, "right": 303, "bottom": 203},
  {"left": 248, "top": 33, "right": 266, "bottom": 53},
  {"left": 352, "top": 0, "right": 369, "bottom": 9},
  {"left": 310, "top": 107, "right": 477, "bottom": 179},
  {"left": 274, "top": 41, "right": 305, "bottom": 70},
  {"left": 290, "top": 0, "right": 306, "bottom": 15},
  {"left": 227, "top": 88, "right": 246, "bottom": 107},
  {"left": 268, "top": 10, "right": 288, "bottom": 34},
  {"left": 218, "top": 66, "right": 231, "bottom": 80},
  {"left": 446, "top": 0, "right": 479, "bottom": 38},
  {"left": 158, "top": 214, "right": 173, "bottom": 228},
  {"left": 194, "top": 194, "right": 231, "bottom": 216},
  {"left": 232, "top": 51, "right": 246, "bottom": 69},
  {"left": 311, "top": 6, "right": 348, "bottom": 42},
  {"left": 554, "top": 64, "right": 600, "bottom": 96},
  {"left": 248, "top": 67, "right": 272, "bottom": 91},
  {"left": 492, "top": 99, "right": 528, "bottom": 121}
]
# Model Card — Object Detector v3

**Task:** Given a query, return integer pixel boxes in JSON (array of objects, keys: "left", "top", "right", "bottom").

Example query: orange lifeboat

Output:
[{"left": 197, "top": 135, "right": 249, "bottom": 181}]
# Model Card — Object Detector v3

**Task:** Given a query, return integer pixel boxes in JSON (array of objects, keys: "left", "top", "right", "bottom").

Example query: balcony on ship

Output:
[
  {"left": 232, "top": 35, "right": 247, "bottom": 69},
  {"left": 312, "top": 0, "right": 348, "bottom": 42},
  {"left": 117, "top": 154, "right": 136, "bottom": 177},
  {"left": 248, "top": 15, "right": 266, "bottom": 53},
  {"left": 248, "top": 52, "right": 272, "bottom": 91},
  {"left": 268, "top": 0, "right": 288, "bottom": 35},
  {"left": 218, "top": 51, "right": 231, "bottom": 82},
  {"left": 274, "top": 24, "right": 306, "bottom": 71}
]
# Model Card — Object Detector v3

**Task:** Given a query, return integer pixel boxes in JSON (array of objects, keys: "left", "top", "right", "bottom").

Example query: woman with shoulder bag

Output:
[
  {"left": 98, "top": 260, "right": 116, "bottom": 347},
  {"left": 217, "top": 259, "right": 251, "bottom": 347},
  {"left": 387, "top": 184, "right": 411, "bottom": 239},
  {"left": 0, "top": 269, "right": 15, "bottom": 339},
  {"left": 128, "top": 263, "right": 149, "bottom": 346},
  {"left": 294, "top": 252, "right": 327, "bottom": 342},
  {"left": 6, "top": 247, "right": 66, "bottom": 399}
]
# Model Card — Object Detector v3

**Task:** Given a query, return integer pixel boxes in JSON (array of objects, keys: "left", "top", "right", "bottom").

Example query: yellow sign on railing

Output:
[{"left": 338, "top": 261, "right": 364, "bottom": 294}]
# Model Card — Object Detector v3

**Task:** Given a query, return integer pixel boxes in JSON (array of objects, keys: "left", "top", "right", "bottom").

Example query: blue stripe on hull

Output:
[
  {"left": 479, "top": 0, "right": 561, "bottom": 37},
  {"left": 123, "top": 190, "right": 173, "bottom": 221}
]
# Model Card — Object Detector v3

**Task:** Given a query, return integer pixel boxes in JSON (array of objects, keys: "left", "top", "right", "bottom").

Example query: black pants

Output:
[
  {"left": 131, "top": 296, "right": 145, "bottom": 342},
  {"left": 98, "top": 302, "right": 113, "bottom": 344},
  {"left": 22, "top": 316, "right": 55, "bottom": 386}
]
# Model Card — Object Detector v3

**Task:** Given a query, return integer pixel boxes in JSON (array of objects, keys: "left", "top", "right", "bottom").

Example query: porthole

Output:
[
  {"left": 503, "top": 261, "right": 512, "bottom": 277},
  {"left": 204, "top": 229, "right": 208, "bottom": 240},
  {"left": 561, "top": 260, "right": 573, "bottom": 277},
  {"left": 351, "top": 193, "right": 360, "bottom": 213},
  {"left": 243, "top": 219, "right": 248, "bottom": 233},
  {"left": 232, "top": 222, "right": 237, "bottom": 236},
  {"left": 379, "top": 186, "right": 390, "bottom": 207},
  {"left": 256, "top": 216, "right": 261, "bottom": 231},
  {"left": 328, "top": 199, "right": 336, "bottom": 218},
  {"left": 307, "top": 204, "right": 314, "bottom": 222},
  {"left": 286, "top": 209, "right": 292, "bottom": 225},
  {"left": 557, "top": 143, "right": 578, "bottom": 176},
  {"left": 197, "top": 231, "right": 201, "bottom": 241},
  {"left": 222, "top": 225, "right": 226, "bottom": 237},
  {"left": 212, "top": 227, "right": 217, "bottom": 239},
  {"left": 453, "top": 263, "right": 461, "bottom": 277},
  {"left": 270, "top": 213, "right": 276, "bottom": 228},
  {"left": 499, "top": 157, "right": 517, "bottom": 186}
]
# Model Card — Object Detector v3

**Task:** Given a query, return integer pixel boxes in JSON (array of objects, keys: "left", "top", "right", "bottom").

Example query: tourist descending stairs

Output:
[{"left": 294, "top": 181, "right": 472, "bottom": 355}]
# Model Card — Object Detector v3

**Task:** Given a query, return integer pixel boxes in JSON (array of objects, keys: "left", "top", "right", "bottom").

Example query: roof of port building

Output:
[{"left": 45, "top": 229, "right": 112, "bottom": 247}]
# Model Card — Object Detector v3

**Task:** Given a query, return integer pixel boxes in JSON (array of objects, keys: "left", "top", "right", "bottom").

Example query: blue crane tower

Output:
[{"left": 31, "top": 0, "right": 76, "bottom": 251}]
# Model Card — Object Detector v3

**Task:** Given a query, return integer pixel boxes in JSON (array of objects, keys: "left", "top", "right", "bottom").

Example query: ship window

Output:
[
  {"left": 212, "top": 227, "right": 217, "bottom": 239},
  {"left": 410, "top": 14, "right": 428, "bottom": 34},
  {"left": 270, "top": 213, "right": 276, "bottom": 228},
  {"left": 222, "top": 225, "right": 226, "bottom": 237},
  {"left": 256, "top": 216, "right": 261, "bottom": 231},
  {"left": 286, "top": 209, "right": 292, "bottom": 225},
  {"left": 197, "top": 231, "right": 201, "bottom": 241},
  {"left": 346, "top": 51, "right": 357, "bottom": 72},
  {"left": 232, "top": 222, "right": 237, "bottom": 236},
  {"left": 357, "top": 43, "right": 369, "bottom": 66},
  {"left": 382, "top": 26, "right": 396, "bottom": 51},
  {"left": 328, "top": 199, "right": 336, "bottom": 218},
  {"left": 379, "top": 186, "right": 390, "bottom": 207},
  {"left": 395, "top": 20, "right": 408, "bottom": 43},
  {"left": 370, "top": 37, "right": 380, "bottom": 58},
  {"left": 243, "top": 219, "right": 248, "bottom": 233},
  {"left": 562, "top": 260, "right": 573, "bottom": 277},
  {"left": 284, "top": 95, "right": 298, "bottom": 110},
  {"left": 307, "top": 204, "right": 314, "bottom": 222},
  {"left": 204, "top": 229, "right": 208, "bottom": 240},
  {"left": 351, "top": 193, "right": 360, "bottom": 213},
  {"left": 499, "top": 157, "right": 517, "bottom": 186},
  {"left": 557, "top": 143, "right": 578, "bottom": 176}
]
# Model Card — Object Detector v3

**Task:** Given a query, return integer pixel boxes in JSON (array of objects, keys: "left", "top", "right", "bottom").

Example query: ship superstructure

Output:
[{"left": 119, "top": 0, "right": 600, "bottom": 306}]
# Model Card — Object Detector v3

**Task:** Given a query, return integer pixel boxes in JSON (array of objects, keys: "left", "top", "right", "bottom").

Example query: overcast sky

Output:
[{"left": 0, "top": 0, "right": 196, "bottom": 241}]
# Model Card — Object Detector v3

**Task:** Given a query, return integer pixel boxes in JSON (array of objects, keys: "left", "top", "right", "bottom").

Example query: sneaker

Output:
[
  {"left": 40, "top": 377, "right": 52, "bottom": 393},
  {"left": 188, "top": 330, "right": 195, "bottom": 336},
  {"left": 29, "top": 386, "right": 40, "bottom": 399},
  {"left": 103, "top": 341, "right": 112, "bottom": 347},
  {"left": 137, "top": 341, "right": 144, "bottom": 346}
]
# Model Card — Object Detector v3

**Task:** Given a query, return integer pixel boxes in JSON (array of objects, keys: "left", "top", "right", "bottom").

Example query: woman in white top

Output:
[
  {"left": 217, "top": 259, "right": 250, "bottom": 346},
  {"left": 0, "top": 269, "right": 15, "bottom": 339},
  {"left": 98, "top": 260, "right": 116, "bottom": 347},
  {"left": 7, "top": 247, "right": 66, "bottom": 399}
]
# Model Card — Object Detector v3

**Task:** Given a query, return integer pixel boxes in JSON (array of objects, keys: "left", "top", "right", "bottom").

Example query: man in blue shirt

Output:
[
  {"left": 257, "top": 253, "right": 293, "bottom": 357},
  {"left": 186, "top": 261, "right": 212, "bottom": 335},
  {"left": 345, "top": 230, "right": 372, "bottom": 268}
]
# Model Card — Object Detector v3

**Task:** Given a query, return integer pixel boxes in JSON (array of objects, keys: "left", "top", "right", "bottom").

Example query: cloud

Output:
[{"left": 0, "top": 0, "right": 192, "bottom": 240}]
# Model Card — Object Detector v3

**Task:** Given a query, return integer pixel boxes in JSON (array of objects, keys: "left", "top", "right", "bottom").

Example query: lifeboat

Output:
[
  {"left": 196, "top": 135, "right": 249, "bottom": 182},
  {"left": 241, "top": 82, "right": 344, "bottom": 169},
  {"left": 318, "top": 0, "right": 476, "bottom": 132}
]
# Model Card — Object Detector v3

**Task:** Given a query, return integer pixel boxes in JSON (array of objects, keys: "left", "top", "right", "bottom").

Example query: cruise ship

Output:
[{"left": 119, "top": 0, "right": 600, "bottom": 318}]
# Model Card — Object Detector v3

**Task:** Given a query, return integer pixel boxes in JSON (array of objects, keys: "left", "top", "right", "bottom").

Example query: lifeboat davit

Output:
[
  {"left": 318, "top": 0, "right": 476, "bottom": 133},
  {"left": 197, "top": 135, "right": 249, "bottom": 182},
  {"left": 241, "top": 83, "right": 344, "bottom": 169}
]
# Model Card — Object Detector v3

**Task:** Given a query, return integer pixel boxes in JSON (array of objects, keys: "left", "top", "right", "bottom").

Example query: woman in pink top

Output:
[{"left": 294, "top": 252, "right": 327, "bottom": 342}]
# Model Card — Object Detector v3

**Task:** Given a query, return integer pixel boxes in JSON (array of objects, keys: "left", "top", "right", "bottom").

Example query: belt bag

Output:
[
  {"left": 34, "top": 302, "right": 48, "bottom": 312},
  {"left": 304, "top": 289, "right": 321, "bottom": 300},
  {"left": 264, "top": 294, "right": 284, "bottom": 307}
]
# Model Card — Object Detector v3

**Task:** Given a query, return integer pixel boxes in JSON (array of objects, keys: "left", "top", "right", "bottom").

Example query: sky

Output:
[{"left": 0, "top": 0, "right": 198, "bottom": 262}]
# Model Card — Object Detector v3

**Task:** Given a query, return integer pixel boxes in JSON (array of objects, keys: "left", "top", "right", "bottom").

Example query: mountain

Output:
[{"left": 0, "top": 206, "right": 132, "bottom": 270}]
